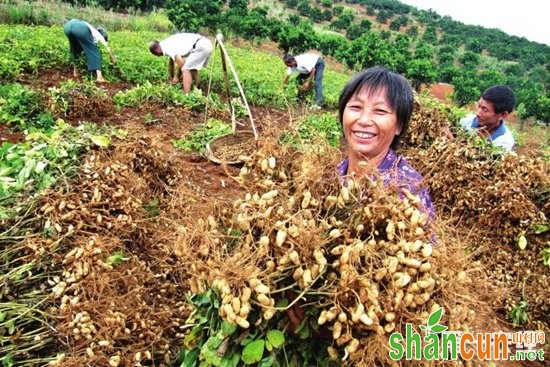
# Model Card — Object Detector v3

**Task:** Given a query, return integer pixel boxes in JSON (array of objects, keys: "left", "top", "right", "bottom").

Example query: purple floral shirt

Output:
[{"left": 337, "top": 149, "right": 435, "bottom": 220}]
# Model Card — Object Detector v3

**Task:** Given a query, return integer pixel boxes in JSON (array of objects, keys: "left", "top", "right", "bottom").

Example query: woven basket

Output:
[{"left": 205, "top": 131, "right": 257, "bottom": 165}]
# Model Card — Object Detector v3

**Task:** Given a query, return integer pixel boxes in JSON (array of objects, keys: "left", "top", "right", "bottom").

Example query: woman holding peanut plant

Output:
[
  {"left": 337, "top": 66, "right": 434, "bottom": 219},
  {"left": 63, "top": 19, "right": 116, "bottom": 83},
  {"left": 287, "top": 67, "right": 436, "bottom": 331}
]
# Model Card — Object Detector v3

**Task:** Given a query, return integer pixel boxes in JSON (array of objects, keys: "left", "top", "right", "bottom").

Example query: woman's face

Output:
[{"left": 342, "top": 86, "right": 401, "bottom": 169}]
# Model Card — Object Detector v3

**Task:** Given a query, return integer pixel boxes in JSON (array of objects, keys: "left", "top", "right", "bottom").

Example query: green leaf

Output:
[
  {"left": 258, "top": 356, "right": 274, "bottom": 367},
  {"left": 7, "top": 320, "right": 15, "bottom": 334},
  {"left": 266, "top": 330, "right": 285, "bottom": 349},
  {"left": 531, "top": 224, "right": 549, "bottom": 234},
  {"left": 184, "top": 325, "right": 204, "bottom": 349},
  {"left": 181, "top": 347, "right": 199, "bottom": 367},
  {"left": 105, "top": 250, "right": 129, "bottom": 266},
  {"left": 201, "top": 347, "right": 222, "bottom": 365},
  {"left": 241, "top": 339, "right": 265, "bottom": 364},
  {"left": 430, "top": 324, "right": 448, "bottom": 333},
  {"left": 204, "top": 335, "right": 224, "bottom": 350},
  {"left": 427, "top": 307, "right": 443, "bottom": 327},
  {"left": 1, "top": 354, "right": 14, "bottom": 367},
  {"left": 220, "top": 353, "right": 240, "bottom": 367},
  {"left": 192, "top": 290, "right": 212, "bottom": 306},
  {"left": 221, "top": 321, "right": 237, "bottom": 337},
  {"left": 91, "top": 135, "right": 110, "bottom": 147}
]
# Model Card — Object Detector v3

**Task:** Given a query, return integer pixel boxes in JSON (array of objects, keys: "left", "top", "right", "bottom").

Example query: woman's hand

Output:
[{"left": 109, "top": 54, "right": 117, "bottom": 64}]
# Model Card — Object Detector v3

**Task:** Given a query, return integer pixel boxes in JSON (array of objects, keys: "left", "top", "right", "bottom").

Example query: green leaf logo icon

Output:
[{"left": 424, "top": 307, "right": 448, "bottom": 335}]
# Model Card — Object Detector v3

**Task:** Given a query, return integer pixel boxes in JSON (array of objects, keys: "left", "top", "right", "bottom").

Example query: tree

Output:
[
  {"left": 422, "top": 24, "right": 438, "bottom": 44},
  {"left": 414, "top": 41, "right": 433, "bottom": 60},
  {"left": 359, "top": 19, "right": 372, "bottom": 31},
  {"left": 165, "top": 0, "right": 224, "bottom": 32},
  {"left": 466, "top": 38, "right": 484, "bottom": 54},
  {"left": 393, "top": 34, "right": 411, "bottom": 74},
  {"left": 330, "top": 9, "right": 355, "bottom": 31},
  {"left": 346, "top": 24, "right": 363, "bottom": 40},
  {"left": 229, "top": 0, "right": 248, "bottom": 16},
  {"left": 407, "top": 58, "right": 437, "bottom": 91},
  {"left": 285, "top": 0, "right": 298, "bottom": 8},
  {"left": 459, "top": 51, "right": 481, "bottom": 69},
  {"left": 277, "top": 21, "right": 318, "bottom": 53},
  {"left": 288, "top": 14, "right": 301, "bottom": 26},
  {"left": 376, "top": 9, "right": 392, "bottom": 24},
  {"left": 297, "top": 0, "right": 311, "bottom": 17},
  {"left": 389, "top": 15, "right": 408, "bottom": 31},
  {"left": 438, "top": 65, "right": 459, "bottom": 84},
  {"left": 406, "top": 25, "right": 418, "bottom": 39},
  {"left": 438, "top": 44, "right": 456, "bottom": 66},
  {"left": 344, "top": 33, "right": 396, "bottom": 70},
  {"left": 451, "top": 70, "right": 482, "bottom": 106}
]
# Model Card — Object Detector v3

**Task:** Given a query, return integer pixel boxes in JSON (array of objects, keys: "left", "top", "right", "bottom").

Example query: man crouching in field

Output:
[{"left": 149, "top": 33, "right": 213, "bottom": 94}]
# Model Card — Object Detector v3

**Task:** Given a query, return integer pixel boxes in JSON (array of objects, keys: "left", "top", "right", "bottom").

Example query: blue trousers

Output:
[
  {"left": 296, "top": 57, "right": 324, "bottom": 106},
  {"left": 64, "top": 19, "right": 102, "bottom": 71}
]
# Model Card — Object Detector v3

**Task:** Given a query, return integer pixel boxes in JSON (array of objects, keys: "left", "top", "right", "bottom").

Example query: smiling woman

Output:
[{"left": 337, "top": 66, "right": 435, "bottom": 219}]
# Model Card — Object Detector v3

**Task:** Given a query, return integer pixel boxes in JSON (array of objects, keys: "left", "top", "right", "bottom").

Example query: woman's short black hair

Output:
[
  {"left": 338, "top": 66, "right": 414, "bottom": 150},
  {"left": 97, "top": 27, "right": 108, "bottom": 42}
]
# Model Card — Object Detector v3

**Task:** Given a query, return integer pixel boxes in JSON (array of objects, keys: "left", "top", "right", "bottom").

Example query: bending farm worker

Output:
[
  {"left": 149, "top": 33, "right": 213, "bottom": 94},
  {"left": 63, "top": 19, "right": 116, "bottom": 83},
  {"left": 282, "top": 53, "right": 325, "bottom": 110}
]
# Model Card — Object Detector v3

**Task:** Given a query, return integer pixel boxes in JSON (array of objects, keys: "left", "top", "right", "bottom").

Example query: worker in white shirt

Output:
[
  {"left": 282, "top": 53, "right": 325, "bottom": 110},
  {"left": 149, "top": 33, "right": 213, "bottom": 94}
]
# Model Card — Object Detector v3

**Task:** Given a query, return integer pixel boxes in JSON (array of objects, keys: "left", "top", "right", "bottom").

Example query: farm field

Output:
[{"left": 1, "top": 22, "right": 549, "bottom": 367}]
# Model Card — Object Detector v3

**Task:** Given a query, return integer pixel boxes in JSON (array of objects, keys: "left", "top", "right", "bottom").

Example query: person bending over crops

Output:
[
  {"left": 444, "top": 85, "right": 516, "bottom": 152},
  {"left": 63, "top": 19, "right": 116, "bottom": 83},
  {"left": 282, "top": 53, "right": 325, "bottom": 110},
  {"left": 149, "top": 33, "right": 213, "bottom": 94},
  {"left": 337, "top": 66, "right": 434, "bottom": 219}
]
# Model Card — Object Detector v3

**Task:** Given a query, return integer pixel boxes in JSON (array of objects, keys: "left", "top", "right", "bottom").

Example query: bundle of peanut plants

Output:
[{"left": 175, "top": 135, "right": 490, "bottom": 366}]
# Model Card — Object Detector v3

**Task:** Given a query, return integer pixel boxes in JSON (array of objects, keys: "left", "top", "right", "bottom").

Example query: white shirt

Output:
[
  {"left": 86, "top": 23, "right": 109, "bottom": 50},
  {"left": 287, "top": 53, "right": 320, "bottom": 75},
  {"left": 160, "top": 33, "right": 202, "bottom": 60}
]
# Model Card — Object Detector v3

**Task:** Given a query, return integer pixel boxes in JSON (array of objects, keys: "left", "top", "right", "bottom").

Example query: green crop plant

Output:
[
  {"left": 509, "top": 299, "right": 529, "bottom": 327},
  {"left": 172, "top": 118, "right": 232, "bottom": 153},
  {"left": 280, "top": 112, "right": 342, "bottom": 148},
  {"left": 0, "top": 83, "right": 55, "bottom": 131},
  {"left": 541, "top": 242, "right": 550, "bottom": 266}
]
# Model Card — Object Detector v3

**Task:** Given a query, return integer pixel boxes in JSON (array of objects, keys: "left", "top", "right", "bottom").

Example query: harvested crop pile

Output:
[
  {"left": 4, "top": 129, "right": 202, "bottom": 366},
  {"left": 403, "top": 98, "right": 451, "bottom": 148},
  {"left": 48, "top": 81, "right": 111, "bottom": 118},
  {"left": 175, "top": 137, "right": 494, "bottom": 366},
  {"left": 406, "top": 138, "right": 550, "bottom": 330},
  {"left": 401, "top": 98, "right": 550, "bottom": 331}
]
